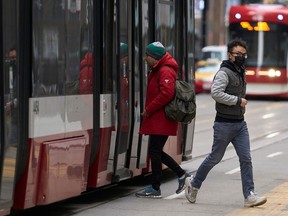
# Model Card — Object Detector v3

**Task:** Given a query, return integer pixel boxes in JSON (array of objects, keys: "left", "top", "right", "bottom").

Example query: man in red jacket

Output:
[
  {"left": 79, "top": 52, "right": 93, "bottom": 94},
  {"left": 136, "top": 42, "right": 190, "bottom": 198}
]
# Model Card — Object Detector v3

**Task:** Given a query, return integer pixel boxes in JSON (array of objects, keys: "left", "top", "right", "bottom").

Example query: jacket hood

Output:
[
  {"left": 153, "top": 52, "right": 178, "bottom": 72},
  {"left": 81, "top": 52, "right": 93, "bottom": 69}
]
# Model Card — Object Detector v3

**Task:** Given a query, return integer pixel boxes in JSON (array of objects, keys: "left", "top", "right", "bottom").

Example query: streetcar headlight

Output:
[{"left": 268, "top": 69, "right": 281, "bottom": 77}]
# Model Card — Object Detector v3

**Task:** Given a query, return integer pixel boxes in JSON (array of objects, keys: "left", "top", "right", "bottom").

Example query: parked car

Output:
[
  {"left": 195, "top": 59, "right": 221, "bottom": 93},
  {"left": 201, "top": 45, "right": 227, "bottom": 62}
]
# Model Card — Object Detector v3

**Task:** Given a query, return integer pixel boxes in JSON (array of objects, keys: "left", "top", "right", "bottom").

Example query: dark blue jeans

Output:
[
  {"left": 192, "top": 121, "right": 254, "bottom": 198},
  {"left": 149, "top": 135, "right": 185, "bottom": 190}
]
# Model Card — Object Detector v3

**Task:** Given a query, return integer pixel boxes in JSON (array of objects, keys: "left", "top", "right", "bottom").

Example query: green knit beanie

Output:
[
  {"left": 120, "top": 42, "right": 128, "bottom": 58},
  {"left": 146, "top": 42, "right": 166, "bottom": 60}
]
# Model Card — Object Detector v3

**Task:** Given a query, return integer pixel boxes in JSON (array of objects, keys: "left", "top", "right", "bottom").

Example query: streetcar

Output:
[
  {"left": 229, "top": 3, "right": 288, "bottom": 98},
  {"left": 0, "top": 0, "right": 196, "bottom": 215}
]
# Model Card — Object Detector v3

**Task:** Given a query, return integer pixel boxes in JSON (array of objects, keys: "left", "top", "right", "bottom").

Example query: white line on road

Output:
[
  {"left": 267, "top": 152, "right": 283, "bottom": 158},
  {"left": 225, "top": 152, "right": 283, "bottom": 175},
  {"left": 266, "top": 132, "right": 280, "bottom": 138},
  {"left": 225, "top": 167, "right": 240, "bottom": 175},
  {"left": 164, "top": 190, "right": 185, "bottom": 199},
  {"left": 262, "top": 113, "right": 275, "bottom": 119}
]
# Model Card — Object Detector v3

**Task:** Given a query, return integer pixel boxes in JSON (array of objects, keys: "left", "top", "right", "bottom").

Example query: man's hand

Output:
[{"left": 240, "top": 98, "right": 248, "bottom": 107}]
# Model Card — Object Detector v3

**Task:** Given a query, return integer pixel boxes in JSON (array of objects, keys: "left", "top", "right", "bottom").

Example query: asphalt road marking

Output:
[
  {"left": 225, "top": 167, "right": 240, "bottom": 175},
  {"left": 266, "top": 132, "right": 280, "bottom": 138},
  {"left": 262, "top": 113, "right": 275, "bottom": 119},
  {"left": 164, "top": 190, "right": 185, "bottom": 199},
  {"left": 225, "top": 151, "right": 283, "bottom": 175},
  {"left": 267, "top": 152, "right": 283, "bottom": 158}
]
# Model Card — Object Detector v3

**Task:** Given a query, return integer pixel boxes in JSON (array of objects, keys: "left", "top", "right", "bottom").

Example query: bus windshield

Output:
[{"left": 229, "top": 22, "right": 288, "bottom": 68}]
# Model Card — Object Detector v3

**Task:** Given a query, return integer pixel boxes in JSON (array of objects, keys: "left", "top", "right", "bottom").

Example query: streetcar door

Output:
[
  {"left": 0, "top": 0, "right": 18, "bottom": 214},
  {"left": 135, "top": 0, "right": 150, "bottom": 168},
  {"left": 108, "top": 0, "right": 134, "bottom": 181},
  {"left": 135, "top": 0, "right": 196, "bottom": 166}
]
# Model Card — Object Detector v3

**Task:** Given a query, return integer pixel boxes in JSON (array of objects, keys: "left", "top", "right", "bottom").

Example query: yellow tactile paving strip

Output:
[{"left": 227, "top": 182, "right": 288, "bottom": 216}]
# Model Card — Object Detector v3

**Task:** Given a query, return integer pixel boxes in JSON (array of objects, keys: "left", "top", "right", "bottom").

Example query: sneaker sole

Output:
[
  {"left": 185, "top": 186, "right": 196, "bottom": 203},
  {"left": 244, "top": 197, "right": 267, "bottom": 207},
  {"left": 135, "top": 194, "right": 162, "bottom": 199}
]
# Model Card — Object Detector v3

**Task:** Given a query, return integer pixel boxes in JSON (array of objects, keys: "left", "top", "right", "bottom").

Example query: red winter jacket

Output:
[
  {"left": 79, "top": 52, "right": 93, "bottom": 94},
  {"left": 139, "top": 52, "right": 178, "bottom": 136}
]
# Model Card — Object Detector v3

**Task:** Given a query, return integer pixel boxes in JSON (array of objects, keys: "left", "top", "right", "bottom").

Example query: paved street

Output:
[
  {"left": 72, "top": 95, "right": 288, "bottom": 216},
  {"left": 20, "top": 94, "right": 288, "bottom": 216}
]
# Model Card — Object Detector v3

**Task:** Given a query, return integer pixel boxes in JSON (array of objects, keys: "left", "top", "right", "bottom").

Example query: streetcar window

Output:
[
  {"left": 32, "top": 0, "right": 94, "bottom": 97},
  {"left": 156, "top": 0, "right": 175, "bottom": 56}
]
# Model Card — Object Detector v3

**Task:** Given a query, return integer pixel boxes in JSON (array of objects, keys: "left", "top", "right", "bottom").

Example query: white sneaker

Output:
[
  {"left": 244, "top": 191, "right": 267, "bottom": 207},
  {"left": 185, "top": 175, "right": 198, "bottom": 203}
]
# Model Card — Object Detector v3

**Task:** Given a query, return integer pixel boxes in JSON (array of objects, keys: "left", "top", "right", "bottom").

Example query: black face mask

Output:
[{"left": 234, "top": 55, "right": 246, "bottom": 67}]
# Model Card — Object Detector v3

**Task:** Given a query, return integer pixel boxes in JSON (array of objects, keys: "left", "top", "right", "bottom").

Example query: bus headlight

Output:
[{"left": 268, "top": 69, "right": 281, "bottom": 77}]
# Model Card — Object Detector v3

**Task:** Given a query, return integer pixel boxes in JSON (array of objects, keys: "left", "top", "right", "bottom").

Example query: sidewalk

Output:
[{"left": 71, "top": 136, "right": 288, "bottom": 216}]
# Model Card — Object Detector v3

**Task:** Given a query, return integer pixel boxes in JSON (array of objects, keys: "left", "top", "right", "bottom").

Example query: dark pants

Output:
[
  {"left": 192, "top": 121, "right": 254, "bottom": 198},
  {"left": 149, "top": 135, "right": 185, "bottom": 190}
]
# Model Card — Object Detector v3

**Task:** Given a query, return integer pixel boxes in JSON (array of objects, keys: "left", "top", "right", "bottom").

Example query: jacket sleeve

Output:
[
  {"left": 145, "top": 68, "right": 176, "bottom": 116},
  {"left": 211, "top": 70, "right": 238, "bottom": 106}
]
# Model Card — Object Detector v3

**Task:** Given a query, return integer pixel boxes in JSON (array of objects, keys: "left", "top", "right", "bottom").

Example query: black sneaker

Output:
[
  {"left": 176, "top": 173, "right": 191, "bottom": 194},
  {"left": 135, "top": 186, "right": 162, "bottom": 198}
]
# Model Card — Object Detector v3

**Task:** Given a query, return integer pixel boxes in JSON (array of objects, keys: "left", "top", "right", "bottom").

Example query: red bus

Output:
[
  {"left": 229, "top": 4, "right": 288, "bottom": 98},
  {"left": 0, "top": 0, "right": 196, "bottom": 215}
]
